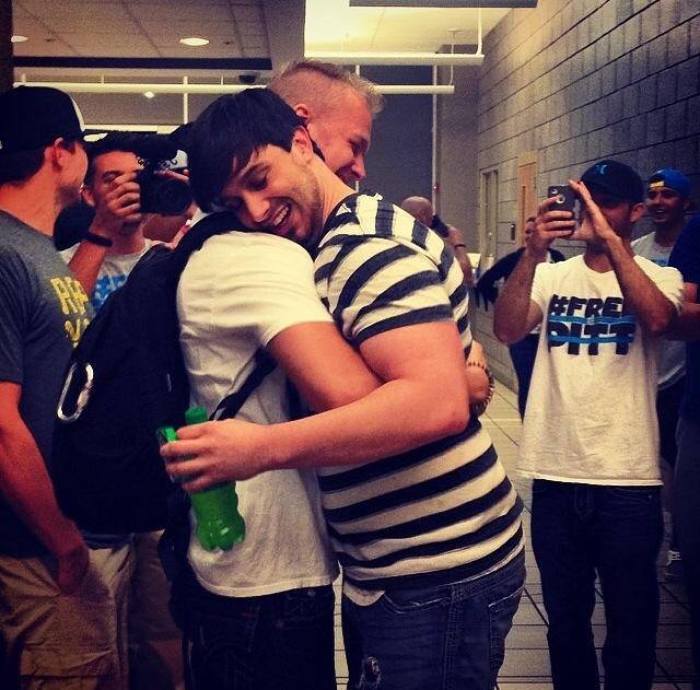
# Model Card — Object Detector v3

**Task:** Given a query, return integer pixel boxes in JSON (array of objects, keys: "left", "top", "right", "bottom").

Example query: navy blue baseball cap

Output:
[
  {"left": 648, "top": 168, "right": 691, "bottom": 198},
  {"left": 0, "top": 86, "right": 85, "bottom": 155},
  {"left": 581, "top": 159, "right": 645, "bottom": 203}
]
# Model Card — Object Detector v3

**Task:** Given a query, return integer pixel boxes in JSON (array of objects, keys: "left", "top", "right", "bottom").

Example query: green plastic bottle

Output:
[{"left": 160, "top": 406, "right": 246, "bottom": 551}]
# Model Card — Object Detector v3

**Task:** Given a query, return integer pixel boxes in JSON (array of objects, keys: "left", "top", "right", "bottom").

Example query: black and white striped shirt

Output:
[{"left": 313, "top": 194, "right": 524, "bottom": 590}]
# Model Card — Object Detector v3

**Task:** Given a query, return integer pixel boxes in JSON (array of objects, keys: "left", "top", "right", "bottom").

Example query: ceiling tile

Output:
[
  {"left": 231, "top": 5, "right": 263, "bottom": 22},
  {"left": 140, "top": 20, "right": 241, "bottom": 42},
  {"left": 59, "top": 32, "right": 160, "bottom": 57},
  {"left": 127, "top": 3, "right": 233, "bottom": 22},
  {"left": 18, "top": 2, "right": 133, "bottom": 20},
  {"left": 12, "top": 38, "right": 78, "bottom": 58}
]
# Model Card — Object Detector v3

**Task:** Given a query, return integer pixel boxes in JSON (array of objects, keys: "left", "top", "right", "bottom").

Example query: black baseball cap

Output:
[
  {"left": 581, "top": 159, "right": 645, "bottom": 203},
  {"left": 0, "top": 86, "right": 85, "bottom": 155}
]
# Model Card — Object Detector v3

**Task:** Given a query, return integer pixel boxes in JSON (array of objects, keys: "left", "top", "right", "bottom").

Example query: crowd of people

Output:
[{"left": 0, "top": 59, "right": 698, "bottom": 690}]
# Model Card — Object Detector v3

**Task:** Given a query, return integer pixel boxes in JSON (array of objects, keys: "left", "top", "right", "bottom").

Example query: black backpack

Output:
[{"left": 52, "top": 213, "right": 275, "bottom": 534}]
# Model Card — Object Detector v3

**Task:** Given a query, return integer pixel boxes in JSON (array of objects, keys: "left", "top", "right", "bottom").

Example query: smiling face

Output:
[
  {"left": 305, "top": 89, "right": 372, "bottom": 185},
  {"left": 646, "top": 186, "right": 689, "bottom": 229},
  {"left": 218, "top": 130, "right": 325, "bottom": 249}
]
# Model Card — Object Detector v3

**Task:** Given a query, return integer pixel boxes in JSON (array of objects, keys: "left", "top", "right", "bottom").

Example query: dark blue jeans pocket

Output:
[
  {"left": 488, "top": 582, "right": 524, "bottom": 681},
  {"left": 601, "top": 486, "right": 661, "bottom": 520},
  {"left": 187, "top": 604, "right": 259, "bottom": 690},
  {"left": 379, "top": 586, "right": 451, "bottom": 615},
  {"left": 281, "top": 585, "right": 335, "bottom": 625}
]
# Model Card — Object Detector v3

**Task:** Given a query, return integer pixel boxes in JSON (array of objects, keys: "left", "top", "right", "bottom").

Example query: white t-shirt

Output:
[
  {"left": 632, "top": 232, "right": 686, "bottom": 389},
  {"left": 177, "top": 231, "right": 339, "bottom": 597},
  {"left": 518, "top": 254, "right": 683, "bottom": 486}
]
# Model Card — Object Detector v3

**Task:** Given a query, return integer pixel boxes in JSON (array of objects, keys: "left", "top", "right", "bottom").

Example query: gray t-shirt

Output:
[
  {"left": 632, "top": 232, "right": 686, "bottom": 389},
  {"left": 0, "top": 211, "right": 91, "bottom": 556}
]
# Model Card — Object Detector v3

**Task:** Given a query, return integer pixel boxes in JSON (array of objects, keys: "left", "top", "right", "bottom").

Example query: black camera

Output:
[{"left": 130, "top": 134, "right": 193, "bottom": 216}]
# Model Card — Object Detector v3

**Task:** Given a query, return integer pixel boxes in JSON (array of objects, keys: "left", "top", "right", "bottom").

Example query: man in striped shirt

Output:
[{"left": 168, "top": 87, "right": 524, "bottom": 689}]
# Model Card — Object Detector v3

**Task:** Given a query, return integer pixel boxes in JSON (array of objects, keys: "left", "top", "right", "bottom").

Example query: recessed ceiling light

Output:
[
  {"left": 143, "top": 91, "right": 155, "bottom": 99},
  {"left": 11, "top": 35, "right": 29, "bottom": 43},
  {"left": 180, "top": 37, "right": 209, "bottom": 47}
]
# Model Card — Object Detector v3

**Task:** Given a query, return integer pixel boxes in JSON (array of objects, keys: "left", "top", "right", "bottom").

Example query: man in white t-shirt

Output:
[
  {"left": 494, "top": 160, "right": 684, "bottom": 690},
  {"left": 164, "top": 62, "right": 388, "bottom": 690},
  {"left": 633, "top": 168, "right": 691, "bottom": 580}
]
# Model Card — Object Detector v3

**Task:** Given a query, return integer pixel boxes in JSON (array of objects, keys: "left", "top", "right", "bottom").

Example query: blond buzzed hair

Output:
[{"left": 269, "top": 60, "right": 384, "bottom": 117}]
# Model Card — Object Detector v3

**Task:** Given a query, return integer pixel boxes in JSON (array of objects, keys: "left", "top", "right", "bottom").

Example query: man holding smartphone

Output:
[{"left": 494, "top": 160, "right": 683, "bottom": 690}]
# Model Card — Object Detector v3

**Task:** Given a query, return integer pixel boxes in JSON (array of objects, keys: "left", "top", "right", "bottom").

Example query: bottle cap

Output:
[{"left": 185, "top": 406, "right": 208, "bottom": 425}]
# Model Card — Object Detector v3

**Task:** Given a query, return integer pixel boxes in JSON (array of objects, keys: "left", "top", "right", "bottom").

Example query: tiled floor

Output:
[{"left": 333, "top": 382, "right": 696, "bottom": 689}]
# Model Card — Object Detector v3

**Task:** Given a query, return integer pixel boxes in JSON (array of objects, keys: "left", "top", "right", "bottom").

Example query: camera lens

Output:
[
  {"left": 556, "top": 194, "right": 565, "bottom": 204},
  {"left": 138, "top": 170, "right": 193, "bottom": 216},
  {"left": 153, "top": 178, "right": 193, "bottom": 215}
]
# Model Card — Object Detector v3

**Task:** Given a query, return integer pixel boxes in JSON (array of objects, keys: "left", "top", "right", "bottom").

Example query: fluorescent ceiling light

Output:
[
  {"left": 11, "top": 35, "right": 29, "bottom": 43},
  {"left": 350, "top": 1, "right": 537, "bottom": 6},
  {"left": 179, "top": 37, "right": 209, "bottom": 47}
]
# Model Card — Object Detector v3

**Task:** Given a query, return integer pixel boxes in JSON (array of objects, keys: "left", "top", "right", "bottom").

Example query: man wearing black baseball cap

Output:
[
  {"left": 494, "top": 159, "right": 684, "bottom": 690},
  {"left": 0, "top": 86, "right": 130, "bottom": 690}
]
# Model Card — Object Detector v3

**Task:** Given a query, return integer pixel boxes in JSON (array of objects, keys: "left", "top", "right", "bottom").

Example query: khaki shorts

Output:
[
  {"left": 0, "top": 545, "right": 132, "bottom": 690},
  {"left": 128, "top": 531, "right": 180, "bottom": 644}
]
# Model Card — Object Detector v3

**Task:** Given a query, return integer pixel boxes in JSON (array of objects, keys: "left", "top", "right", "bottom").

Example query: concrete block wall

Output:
[{"left": 473, "top": 0, "right": 700, "bottom": 386}]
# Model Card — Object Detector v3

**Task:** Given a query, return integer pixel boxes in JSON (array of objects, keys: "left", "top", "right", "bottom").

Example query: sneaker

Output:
[{"left": 665, "top": 549, "right": 684, "bottom": 582}]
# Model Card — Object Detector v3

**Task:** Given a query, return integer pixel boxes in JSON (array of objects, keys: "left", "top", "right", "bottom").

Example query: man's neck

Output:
[
  {"left": 584, "top": 237, "right": 633, "bottom": 272},
  {"left": 653, "top": 219, "right": 684, "bottom": 247},
  {"left": 317, "top": 162, "right": 356, "bottom": 227},
  {"left": 0, "top": 180, "right": 59, "bottom": 237},
  {"left": 108, "top": 228, "right": 146, "bottom": 256}
]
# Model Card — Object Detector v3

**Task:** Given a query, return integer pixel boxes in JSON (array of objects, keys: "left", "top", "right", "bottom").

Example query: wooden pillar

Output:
[{"left": 0, "top": 0, "right": 13, "bottom": 92}]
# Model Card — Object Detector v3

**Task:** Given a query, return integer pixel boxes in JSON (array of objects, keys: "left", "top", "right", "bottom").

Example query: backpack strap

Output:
[
  {"left": 211, "top": 351, "right": 277, "bottom": 421},
  {"left": 176, "top": 211, "right": 242, "bottom": 253}
]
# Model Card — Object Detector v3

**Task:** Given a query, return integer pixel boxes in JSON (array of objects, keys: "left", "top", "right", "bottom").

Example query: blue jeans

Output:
[
  {"left": 341, "top": 551, "right": 525, "bottom": 690},
  {"left": 508, "top": 333, "right": 539, "bottom": 419},
  {"left": 176, "top": 569, "right": 336, "bottom": 690},
  {"left": 531, "top": 480, "right": 663, "bottom": 690}
]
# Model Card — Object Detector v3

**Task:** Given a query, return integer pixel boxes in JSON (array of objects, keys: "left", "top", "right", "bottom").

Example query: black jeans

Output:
[
  {"left": 508, "top": 333, "right": 539, "bottom": 419},
  {"left": 531, "top": 480, "right": 663, "bottom": 690},
  {"left": 175, "top": 569, "right": 336, "bottom": 690}
]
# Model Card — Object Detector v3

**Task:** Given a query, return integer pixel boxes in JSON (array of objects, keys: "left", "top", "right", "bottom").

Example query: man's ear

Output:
[
  {"left": 630, "top": 202, "right": 646, "bottom": 224},
  {"left": 81, "top": 184, "right": 95, "bottom": 208},
  {"left": 46, "top": 138, "right": 66, "bottom": 170},
  {"left": 293, "top": 103, "right": 311, "bottom": 124},
  {"left": 50, "top": 137, "right": 79, "bottom": 172},
  {"left": 291, "top": 126, "right": 314, "bottom": 162}
]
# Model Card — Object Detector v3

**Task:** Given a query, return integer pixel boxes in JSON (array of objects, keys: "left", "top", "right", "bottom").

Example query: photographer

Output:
[
  {"left": 65, "top": 132, "right": 194, "bottom": 297},
  {"left": 494, "top": 160, "right": 683, "bottom": 690},
  {"left": 62, "top": 132, "right": 189, "bottom": 689}
]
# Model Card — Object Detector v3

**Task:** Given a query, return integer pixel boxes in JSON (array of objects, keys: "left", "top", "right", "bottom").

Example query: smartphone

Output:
[{"left": 547, "top": 185, "right": 576, "bottom": 215}]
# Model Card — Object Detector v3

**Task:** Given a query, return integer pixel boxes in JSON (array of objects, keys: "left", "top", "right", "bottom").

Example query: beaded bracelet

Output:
[{"left": 467, "top": 360, "right": 496, "bottom": 417}]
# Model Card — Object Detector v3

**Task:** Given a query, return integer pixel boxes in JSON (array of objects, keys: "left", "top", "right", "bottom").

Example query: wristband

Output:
[
  {"left": 84, "top": 232, "right": 113, "bottom": 247},
  {"left": 466, "top": 360, "right": 495, "bottom": 417}
]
